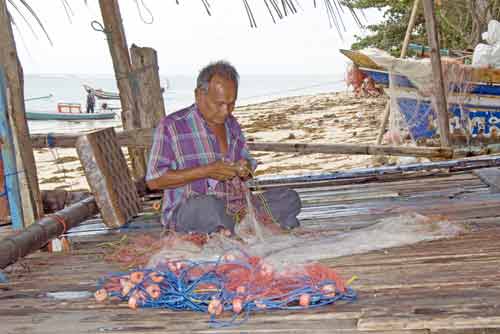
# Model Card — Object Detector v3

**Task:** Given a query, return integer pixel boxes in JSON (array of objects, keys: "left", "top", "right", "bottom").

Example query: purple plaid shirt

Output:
[{"left": 146, "top": 104, "right": 256, "bottom": 227}]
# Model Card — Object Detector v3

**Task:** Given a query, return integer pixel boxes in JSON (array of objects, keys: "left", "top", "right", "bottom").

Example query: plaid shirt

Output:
[{"left": 146, "top": 104, "right": 257, "bottom": 228}]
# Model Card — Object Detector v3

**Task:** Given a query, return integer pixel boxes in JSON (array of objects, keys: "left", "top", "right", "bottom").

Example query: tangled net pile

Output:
[{"left": 95, "top": 251, "right": 356, "bottom": 327}]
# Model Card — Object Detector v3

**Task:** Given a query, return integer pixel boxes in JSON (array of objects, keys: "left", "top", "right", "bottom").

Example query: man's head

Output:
[{"left": 195, "top": 61, "right": 239, "bottom": 127}]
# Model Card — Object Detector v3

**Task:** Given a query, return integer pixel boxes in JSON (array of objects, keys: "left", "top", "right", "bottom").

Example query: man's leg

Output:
[
  {"left": 257, "top": 188, "right": 301, "bottom": 229},
  {"left": 173, "top": 195, "right": 235, "bottom": 234}
]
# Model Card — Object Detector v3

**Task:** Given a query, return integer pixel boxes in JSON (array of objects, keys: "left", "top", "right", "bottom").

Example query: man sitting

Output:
[{"left": 146, "top": 60, "right": 301, "bottom": 235}]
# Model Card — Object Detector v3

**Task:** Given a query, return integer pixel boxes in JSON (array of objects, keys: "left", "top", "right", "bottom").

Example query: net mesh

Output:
[
  {"left": 360, "top": 48, "right": 475, "bottom": 146},
  {"left": 96, "top": 185, "right": 463, "bottom": 327}
]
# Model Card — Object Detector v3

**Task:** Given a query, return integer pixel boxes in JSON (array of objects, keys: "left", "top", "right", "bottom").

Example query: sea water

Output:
[{"left": 24, "top": 73, "right": 346, "bottom": 135}]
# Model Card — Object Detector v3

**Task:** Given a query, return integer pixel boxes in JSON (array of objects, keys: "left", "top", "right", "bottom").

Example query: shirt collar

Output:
[{"left": 193, "top": 103, "right": 239, "bottom": 140}]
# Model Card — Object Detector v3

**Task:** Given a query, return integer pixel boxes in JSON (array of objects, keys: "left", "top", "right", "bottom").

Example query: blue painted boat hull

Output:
[
  {"left": 27, "top": 111, "right": 116, "bottom": 121},
  {"left": 361, "top": 68, "right": 500, "bottom": 96},
  {"left": 360, "top": 68, "right": 500, "bottom": 144}
]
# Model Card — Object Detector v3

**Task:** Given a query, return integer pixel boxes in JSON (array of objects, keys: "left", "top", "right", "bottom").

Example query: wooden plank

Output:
[
  {"left": 98, "top": 0, "right": 146, "bottom": 178},
  {"left": 474, "top": 168, "right": 500, "bottom": 192},
  {"left": 422, "top": 0, "right": 451, "bottom": 147},
  {"left": 0, "top": 68, "right": 22, "bottom": 229},
  {"left": 0, "top": 0, "right": 43, "bottom": 226},
  {"left": 2, "top": 169, "right": 500, "bottom": 332}
]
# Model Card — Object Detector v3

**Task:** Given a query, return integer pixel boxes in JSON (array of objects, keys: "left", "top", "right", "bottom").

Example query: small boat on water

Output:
[
  {"left": 341, "top": 49, "right": 500, "bottom": 145},
  {"left": 27, "top": 111, "right": 116, "bottom": 121},
  {"left": 27, "top": 102, "right": 116, "bottom": 121},
  {"left": 83, "top": 84, "right": 120, "bottom": 100},
  {"left": 83, "top": 84, "right": 166, "bottom": 100}
]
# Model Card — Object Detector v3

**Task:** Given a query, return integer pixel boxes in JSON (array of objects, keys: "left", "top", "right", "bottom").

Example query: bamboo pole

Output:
[
  {"left": 422, "top": 0, "right": 451, "bottom": 148},
  {"left": 376, "top": 0, "right": 421, "bottom": 145},
  {"left": 98, "top": 0, "right": 146, "bottom": 178},
  {"left": 0, "top": 197, "right": 98, "bottom": 269},
  {"left": 0, "top": 0, "right": 43, "bottom": 226},
  {"left": 30, "top": 130, "right": 454, "bottom": 159},
  {"left": 248, "top": 142, "right": 453, "bottom": 158}
]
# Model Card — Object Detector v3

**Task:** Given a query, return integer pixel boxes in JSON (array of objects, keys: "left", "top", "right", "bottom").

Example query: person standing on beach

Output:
[
  {"left": 86, "top": 89, "right": 95, "bottom": 113},
  {"left": 146, "top": 60, "right": 301, "bottom": 234}
]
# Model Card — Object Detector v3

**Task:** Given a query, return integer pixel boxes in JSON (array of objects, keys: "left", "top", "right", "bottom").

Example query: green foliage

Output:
[{"left": 343, "top": 0, "right": 500, "bottom": 54}]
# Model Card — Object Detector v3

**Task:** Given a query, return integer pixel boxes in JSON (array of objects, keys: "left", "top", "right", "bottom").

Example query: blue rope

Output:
[{"left": 97, "top": 254, "right": 357, "bottom": 328}]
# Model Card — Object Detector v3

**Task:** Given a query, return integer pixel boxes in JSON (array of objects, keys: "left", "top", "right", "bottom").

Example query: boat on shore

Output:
[
  {"left": 341, "top": 49, "right": 500, "bottom": 145},
  {"left": 83, "top": 84, "right": 120, "bottom": 100}
]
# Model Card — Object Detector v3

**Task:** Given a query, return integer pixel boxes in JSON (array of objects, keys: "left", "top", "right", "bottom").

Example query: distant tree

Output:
[{"left": 343, "top": 0, "right": 500, "bottom": 55}]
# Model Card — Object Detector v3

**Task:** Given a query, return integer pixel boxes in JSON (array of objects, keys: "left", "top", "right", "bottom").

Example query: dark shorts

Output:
[{"left": 172, "top": 188, "right": 301, "bottom": 234}]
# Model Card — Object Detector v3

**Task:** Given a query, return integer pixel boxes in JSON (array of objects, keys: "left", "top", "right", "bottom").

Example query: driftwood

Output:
[{"left": 0, "top": 197, "right": 98, "bottom": 269}]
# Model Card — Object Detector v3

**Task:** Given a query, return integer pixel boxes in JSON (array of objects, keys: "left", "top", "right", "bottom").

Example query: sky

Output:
[{"left": 11, "top": 1, "right": 382, "bottom": 76}]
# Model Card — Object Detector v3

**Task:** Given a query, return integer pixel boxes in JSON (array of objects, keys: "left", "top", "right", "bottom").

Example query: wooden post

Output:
[
  {"left": 422, "top": 0, "right": 451, "bottom": 147},
  {"left": 0, "top": 0, "right": 43, "bottom": 226},
  {"left": 130, "top": 45, "right": 166, "bottom": 159},
  {"left": 376, "top": 0, "right": 421, "bottom": 144},
  {"left": 0, "top": 68, "right": 22, "bottom": 229},
  {"left": 98, "top": 0, "right": 147, "bottom": 178}
]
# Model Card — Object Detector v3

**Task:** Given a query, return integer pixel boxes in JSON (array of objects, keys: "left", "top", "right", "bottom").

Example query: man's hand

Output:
[
  {"left": 236, "top": 159, "right": 253, "bottom": 180},
  {"left": 206, "top": 160, "right": 238, "bottom": 181}
]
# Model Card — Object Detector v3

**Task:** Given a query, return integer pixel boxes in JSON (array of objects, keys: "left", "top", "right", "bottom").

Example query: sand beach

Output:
[{"left": 34, "top": 91, "right": 391, "bottom": 191}]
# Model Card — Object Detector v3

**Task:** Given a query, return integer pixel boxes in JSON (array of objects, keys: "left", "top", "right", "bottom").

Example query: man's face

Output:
[{"left": 196, "top": 75, "right": 237, "bottom": 126}]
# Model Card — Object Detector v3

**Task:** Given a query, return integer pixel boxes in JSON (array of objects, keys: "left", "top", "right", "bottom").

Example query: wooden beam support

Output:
[
  {"left": 0, "top": 0, "right": 43, "bottom": 226},
  {"left": 376, "top": 0, "right": 421, "bottom": 145},
  {"left": 422, "top": 0, "right": 451, "bottom": 148},
  {"left": 98, "top": 0, "right": 146, "bottom": 178},
  {"left": 0, "top": 68, "right": 22, "bottom": 229},
  {"left": 130, "top": 45, "right": 166, "bottom": 159},
  {"left": 130, "top": 45, "right": 166, "bottom": 128}
]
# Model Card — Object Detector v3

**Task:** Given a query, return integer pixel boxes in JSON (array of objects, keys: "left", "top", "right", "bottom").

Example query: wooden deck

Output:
[{"left": 1, "top": 166, "right": 500, "bottom": 333}]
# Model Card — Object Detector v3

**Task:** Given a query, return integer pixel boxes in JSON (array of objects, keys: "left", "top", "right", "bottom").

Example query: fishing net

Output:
[
  {"left": 96, "top": 185, "right": 463, "bottom": 326},
  {"left": 346, "top": 64, "right": 383, "bottom": 98},
  {"left": 95, "top": 254, "right": 356, "bottom": 327},
  {"left": 361, "top": 48, "right": 475, "bottom": 146}
]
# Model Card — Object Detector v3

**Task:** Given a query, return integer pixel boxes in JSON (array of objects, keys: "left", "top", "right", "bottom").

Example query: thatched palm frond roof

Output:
[
  {"left": 176, "top": 0, "right": 362, "bottom": 33},
  {"left": 6, "top": 0, "right": 362, "bottom": 45}
]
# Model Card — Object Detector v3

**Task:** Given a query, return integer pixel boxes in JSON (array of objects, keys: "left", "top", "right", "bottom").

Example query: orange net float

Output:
[{"left": 95, "top": 253, "right": 357, "bottom": 327}]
